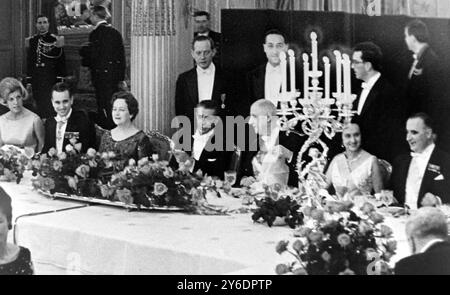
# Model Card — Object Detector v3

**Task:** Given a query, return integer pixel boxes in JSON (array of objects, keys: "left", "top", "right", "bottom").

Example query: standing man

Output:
[
  {"left": 26, "top": 14, "right": 66, "bottom": 119},
  {"left": 246, "top": 29, "right": 289, "bottom": 111},
  {"left": 42, "top": 82, "right": 96, "bottom": 154},
  {"left": 80, "top": 5, "right": 126, "bottom": 130},
  {"left": 175, "top": 36, "right": 230, "bottom": 137},
  {"left": 390, "top": 113, "right": 450, "bottom": 210},
  {"left": 351, "top": 42, "right": 406, "bottom": 162},
  {"left": 404, "top": 19, "right": 449, "bottom": 152},
  {"left": 193, "top": 11, "right": 222, "bottom": 66}
]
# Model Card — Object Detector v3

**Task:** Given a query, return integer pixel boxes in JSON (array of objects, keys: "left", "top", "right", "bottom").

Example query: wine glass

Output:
[{"left": 224, "top": 170, "right": 237, "bottom": 186}]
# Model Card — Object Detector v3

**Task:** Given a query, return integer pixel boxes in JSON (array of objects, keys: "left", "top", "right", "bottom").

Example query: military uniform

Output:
[{"left": 26, "top": 32, "right": 66, "bottom": 119}]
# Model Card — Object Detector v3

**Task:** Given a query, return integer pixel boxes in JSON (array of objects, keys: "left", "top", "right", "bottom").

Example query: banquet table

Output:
[{"left": 1, "top": 173, "right": 410, "bottom": 275}]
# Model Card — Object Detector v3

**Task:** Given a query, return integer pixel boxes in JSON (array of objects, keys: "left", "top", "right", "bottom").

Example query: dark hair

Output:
[
  {"left": 197, "top": 100, "right": 219, "bottom": 115},
  {"left": 353, "top": 41, "right": 383, "bottom": 72},
  {"left": 0, "top": 186, "right": 12, "bottom": 230},
  {"left": 192, "top": 35, "right": 215, "bottom": 50},
  {"left": 194, "top": 11, "right": 211, "bottom": 20},
  {"left": 264, "top": 29, "right": 288, "bottom": 44},
  {"left": 52, "top": 82, "right": 73, "bottom": 98},
  {"left": 91, "top": 5, "right": 111, "bottom": 20},
  {"left": 405, "top": 19, "right": 430, "bottom": 43},
  {"left": 409, "top": 112, "right": 436, "bottom": 132},
  {"left": 36, "top": 14, "right": 49, "bottom": 23},
  {"left": 111, "top": 91, "right": 139, "bottom": 121}
]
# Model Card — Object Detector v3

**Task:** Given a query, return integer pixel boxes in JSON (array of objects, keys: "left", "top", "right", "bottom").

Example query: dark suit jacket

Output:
[
  {"left": 42, "top": 110, "right": 97, "bottom": 154},
  {"left": 395, "top": 241, "right": 450, "bottom": 275},
  {"left": 353, "top": 76, "right": 407, "bottom": 162},
  {"left": 237, "top": 131, "right": 306, "bottom": 187},
  {"left": 406, "top": 46, "right": 445, "bottom": 117},
  {"left": 80, "top": 23, "right": 126, "bottom": 84},
  {"left": 175, "top": 66, "right": 230, "bottom": 133},
  {"left": 390, "top": 147, "right": 450, "bottom": 207}
]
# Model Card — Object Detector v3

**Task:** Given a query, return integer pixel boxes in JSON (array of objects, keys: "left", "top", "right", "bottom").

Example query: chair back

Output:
[
  {"left": 146, "top": 130, "right": 173, "bottom": 161},
  {"left": 378, "top": 159, "right": 392, "bottom": 187}
]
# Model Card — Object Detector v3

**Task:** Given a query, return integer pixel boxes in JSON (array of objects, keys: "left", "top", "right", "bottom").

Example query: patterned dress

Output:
[
  {"left": 99, "top": 130, "right": 154, "bottom": 161},
  {"left": 0, "top": 247, "right": 34, "bottom": 275}
]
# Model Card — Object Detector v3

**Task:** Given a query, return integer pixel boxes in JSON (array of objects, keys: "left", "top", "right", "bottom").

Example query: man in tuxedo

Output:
[
  {"left": 175, "top": 35, "right": 230, "bottom": 137},
  {"left": 80, "top": 5, "right": 126, "bottom": 130},
  {"left": 390, "top": 113, "right": 450, "bottom": 209},
  {"left": 351, "top": 42, "right": 406, "bottom": 162},
  {"left": 246, "top": 29, "right": 290, "bottom": 112},
  {"left": 404, "top": 19, "right": 449, "bottom": 152},
  {"left": 42, "top": 82, "right": 96, "bottom": 154},
  {"left": 171, "top": 101, "right": 230, "bottom": 179},
  {"left": 193, "top": 11, "right": 221, "bottom": 66},
  {"left": 395, "top": 207, "right": 450, "bottom": 275},
  {"left": 238, "top": 99, "right": 304, "bottom": 187},
  {"left": 26, "top": 14, "right": 66, "bottom": 119}
]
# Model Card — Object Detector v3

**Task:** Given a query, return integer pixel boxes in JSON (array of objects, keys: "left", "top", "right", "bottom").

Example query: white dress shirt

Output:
[
  {"left": 264, "top": 63, "right": 282, "bottom": 105},
  {"left": 405, "top": 143, "right": 435, "bottom": 209},
  {"left": 357, "top": 72, "right": 381, "bottom": 115},
  {"left": 197, "top": 63, "right": 216, "bottom": 102},
  {"left": 94, "top": 20, "right": 108, "bottom": 30},
  {"left": 192, "top": 129, "right": 215, "bottom": 161},
  {"left": 420, "top": 239, "right": 445, "bottom": 253},
  {"left": 55, "top": 108, "right": 73, "bottom": 154}
]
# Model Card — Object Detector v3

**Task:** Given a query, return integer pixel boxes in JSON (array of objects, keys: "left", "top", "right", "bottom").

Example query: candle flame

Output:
[
  {"left": 288, "top": 49, "right": 295, "bottom": 57},
  {"left": 333, "top": 50, "right": 342, "bottom": 58},
  {"left": 323, "top": 56, "right": 330, "bottom": 63},
  {"left": 302, "top": 53, "right": 309, "bottom": 62},
  {"left": 279, "top": 51, "right": 287, "bottom": 60},
  {"left": 310, "top": 32, "right": 318, "bottom": 40}
]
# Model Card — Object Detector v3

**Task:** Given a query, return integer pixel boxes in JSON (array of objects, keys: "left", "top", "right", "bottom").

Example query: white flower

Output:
[
  {"left": 74, "top": 143, "right": 82, "bottom": 152},
  {"left": 87, "top": 148, "right": 97, "bottom": 158},
  {"left": 65, "top": 145, "right": 74, "bottom": 153},
  {"left": 152, "top": 154, "right": 159, "bottom": 161}
]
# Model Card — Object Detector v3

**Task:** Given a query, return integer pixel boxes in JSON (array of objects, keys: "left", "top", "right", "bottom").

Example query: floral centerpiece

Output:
[
  {"left": 30, "top": 142, "right": 222, "bottom": 213},
  {"left": 0, "top": 145, "right": 34, "bottom": 184},
  {"left": 275, "top": 201, "right": 397, "bottom": 275}
]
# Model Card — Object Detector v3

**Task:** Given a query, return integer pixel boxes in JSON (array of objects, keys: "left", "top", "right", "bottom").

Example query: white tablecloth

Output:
[{"left": 1, "top": 173, "right": 411, "bottom": 275}]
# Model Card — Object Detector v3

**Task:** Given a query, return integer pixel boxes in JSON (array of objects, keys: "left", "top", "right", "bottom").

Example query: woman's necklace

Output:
[{"left": 345, "top": 151, "right": 363, "bottom": 172}]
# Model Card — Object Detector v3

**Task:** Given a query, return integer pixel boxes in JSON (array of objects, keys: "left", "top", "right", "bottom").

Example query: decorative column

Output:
[{"left": 131, "top": 0, "right": 176, "bottom": 135}]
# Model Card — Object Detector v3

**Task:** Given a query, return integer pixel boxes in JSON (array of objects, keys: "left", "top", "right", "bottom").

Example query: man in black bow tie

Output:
[
  {"left": 390, "top": 113, "right": 450, "bottom": 209},
  {"left": 26, "top": 14, "right": 66, "bottom": 119},
  {"left": 42, "top": 82, "right": 96, "bottom": 154},
  {"left": 351, "top": 42, "right": 405, "bottom": 163}
]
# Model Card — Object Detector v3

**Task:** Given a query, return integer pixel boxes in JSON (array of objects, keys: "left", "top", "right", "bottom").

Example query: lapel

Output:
[
  {"left": 211, "top": 68, "right": 222, "bottom": 103},
  {"left": 46, "top": 117, "right": 57, "bottom": 147},
  {"left": 255, "top": 65, "right": 266, "bottom": 100},
  {"left": 186, "top": 68, "right": 199, "bottom": 105},
  {"left": 400, "top": 155, "right": 413, "bottom": 202},
  {"left": 418, "top": 148, "right": 440, "bottom": 203},
  {"left": 360, "top": 78, "right": 381, "bottom": 117}
]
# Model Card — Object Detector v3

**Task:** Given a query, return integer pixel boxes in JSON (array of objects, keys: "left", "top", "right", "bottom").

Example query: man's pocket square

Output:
[
  {"left": 207, "top": 158, "right": 217, "bottom": 162},
  {"left": 434, "top": 174, "right": 445, "bottom": 181}
]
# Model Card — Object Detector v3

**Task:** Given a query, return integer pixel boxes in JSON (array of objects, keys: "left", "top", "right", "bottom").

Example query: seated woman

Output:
[
  {"left": 326, "top": 122, "right": 383, "bottom": 199},
  {"left": 0, "top": 186, "right": 34, "bottom": 275},
  {"left": 0, "top": 78, "right": 45, "bottom": 152},
  {"left": 99, "top": 91, "right": 154, "bottom": 161}
]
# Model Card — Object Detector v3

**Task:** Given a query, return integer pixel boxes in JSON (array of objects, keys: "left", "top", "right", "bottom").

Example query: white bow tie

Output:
[
  {"left": 55, "top": 115, "right": 68, "bottom": 124},
  {"left": 411, "top": 152, "right": 426, "bottom": 159},
  {"left": 361, "top": 82, "right": 369, "bottom": 89}
]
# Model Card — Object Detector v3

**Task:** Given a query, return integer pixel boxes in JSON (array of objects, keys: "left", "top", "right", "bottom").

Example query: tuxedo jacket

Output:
[
  {"left": 246, "top": 63, "right": 302, "bottom": 116},
  {"left": 406, "top": 46, "right": 446, "bottom": 118},
  {"left": 353, "top": 76, "right": 406, "bottom": 162},
  {"left": 237, "top": 131, "right": 306, "bottom": 187},
  {"left": 169, "top": 131, "right": 232, "bottom": 180},
  {"left": 42, "top": 110, "right": 97, "bottom": 154},
  {"left": 175, "top": 66, "right": 231, "bottom": 132},
  {"left": 395, "top": 241, "right": 450, "bottom": 275},
  {"left": 390, "top": 147, "right": 450, "bottom": 207},
  {"left": 80, "top": 23, "right": 126, "bottom": 84}
]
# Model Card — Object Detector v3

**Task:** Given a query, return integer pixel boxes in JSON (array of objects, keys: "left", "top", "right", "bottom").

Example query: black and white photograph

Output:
[{"left": 0, "top": 0, "right": 450, "bottom": 279}]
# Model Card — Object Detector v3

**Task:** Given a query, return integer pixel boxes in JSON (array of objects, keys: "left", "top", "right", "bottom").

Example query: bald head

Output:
[
  {"left": 250, "top": 99, "right": 277, "bottom": 117},
  {"left": 406, "top": 207, "right": 448, "bottom": 241},
  {"left": 249, "top": 99, "right": 278, "bottom": 136}
]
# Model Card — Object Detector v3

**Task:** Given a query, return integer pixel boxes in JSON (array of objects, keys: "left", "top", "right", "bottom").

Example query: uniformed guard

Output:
[{"left": 26, "top": 14, "right": 66, "bottom": 119}]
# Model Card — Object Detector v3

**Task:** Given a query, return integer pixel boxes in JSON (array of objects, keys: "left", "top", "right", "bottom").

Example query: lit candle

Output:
[
  {"left": 311, "top": 32, "right": 318, "bottom": 73},
  {"left": 302, "top": 53, "right": 309, "bottom": 99},
  {"left": 288, "top": 49, "right": 296, "bottom": 92},
  {"left": 333, "top": 50, "right": 342, "bottom": 95},
  {"left": 280, "top": 51, "right": 287, "bottom": 94},
  {"left": 342, "top": 54, "right": 351, "bottom": 97},
  {"left": 323, "top": 56, "right": 330, "bottom": 99}
]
